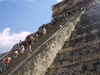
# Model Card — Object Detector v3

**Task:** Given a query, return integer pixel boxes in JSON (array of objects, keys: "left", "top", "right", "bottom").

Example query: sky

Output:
[{"left": 0, "top": 0, "right": 63, "bottom": 53}]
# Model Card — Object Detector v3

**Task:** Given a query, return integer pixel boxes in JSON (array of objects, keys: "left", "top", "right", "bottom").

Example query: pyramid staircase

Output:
[
  {"left": 7, "top": 10, "right": 85, "bottom": 75},
  {"left": 0, "top": 1, "right": 98, "bottom": 75},
  {"left": 0, "top": 7, "right": 84, "bottom": 75}
]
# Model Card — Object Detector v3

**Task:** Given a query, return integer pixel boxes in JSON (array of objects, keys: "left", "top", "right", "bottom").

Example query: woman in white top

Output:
[{"left": 27, "top": 46, "right": 32, "bottom": 56}]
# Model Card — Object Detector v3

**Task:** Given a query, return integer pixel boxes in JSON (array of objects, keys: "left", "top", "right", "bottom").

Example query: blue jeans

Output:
[{"left": 6, "top": 63, "right": 8, "bottom": 69}]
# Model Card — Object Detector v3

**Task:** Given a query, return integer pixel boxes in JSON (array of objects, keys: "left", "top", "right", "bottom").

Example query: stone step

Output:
[
  {"left": 73, "top": 23, "right": 99, "bottom": 35},
  {"left": 56, "top": 43, "right": 99, "bottom": 61},
  {"left": 46, "top": 60, "right": 100, "bottom": 75},
  {"left": 63, "top": 32, "right": 99, "bottom": 48},
  {"left": 70, "top": 29, "right": 98, "bottom": 41},
  {"left": 59, "top": 39, "right": 100, "bottom": 54},
  {"left": 49, "top": 51, "right": 100, "bottom": 69},
  {"left": 70, "top": 21, "right": 100, "bottom": 39}
]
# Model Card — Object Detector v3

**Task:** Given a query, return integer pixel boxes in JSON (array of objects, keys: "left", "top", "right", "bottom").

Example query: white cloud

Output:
[
  {"left": 0, "top": 28, "right": 31, "bottom": 53},
  {"left": 56, "top": 0, "right": 63, "bottom": 3},
  {"left": 0, "top": 0, "right": 6, "bottom": 2}
]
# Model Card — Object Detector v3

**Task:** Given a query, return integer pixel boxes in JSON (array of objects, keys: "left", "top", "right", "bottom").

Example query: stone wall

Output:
[
  {"left": 45, "top": 4, "right": 100, "bottom": 75},
  {"left": 52, "top": 0, "right": 95, "bottom": 17},
  {"left": 8, "top": 9, "right": 85, "bottom": 75},
  {"left": 52, "top": 0, "right": 74, "bottom": 16},
  {"left": 52, "top": 0, "right": 87, "bottom": 16}
]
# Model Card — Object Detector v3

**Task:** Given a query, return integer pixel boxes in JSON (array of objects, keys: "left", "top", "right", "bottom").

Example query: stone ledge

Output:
[
  {"left": 63, "top": 32, "right": 99, "bottom": 48},
  {"left": 71, "top": 28, "right": 99, "bottom": 40},
  {"left": 50, "top": 50, "right": 100, "bottom": 69},
  {"left": 55, "top": 43, "right": 99, "bottom": 61},
  {"left": 58, "top": 39, "right": 100, "bottom": 54}
]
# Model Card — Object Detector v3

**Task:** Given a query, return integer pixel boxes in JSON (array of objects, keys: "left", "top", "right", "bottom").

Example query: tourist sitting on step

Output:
[
  {"left": 42, "top": 27, "right": 47, "bottom": 37},
  {"left": 80, "top": 7, "right": 84, "bottom": 11},
  {"left": 37, "top": 24, "right": 46, "bottom": 33},
  {"left": 27, "top": 45, "right": 32, "bottom": 56},
  {"left": 59, "top": 14, "right": 65, "bottom": 20},
  {"left": 14, "top": 50, "right": 19, "bottom": 58},
  {"left": 66, "top": 13, "right": 69, "bottom": 16},
  {"left": 26, "top": 35, "right": 35, "bottom": 45},
  {"left": 35, "top": 32, "right": 39, "bottom": 42},
  {"left": 59, "top": 14, "right": 62, "bottom": 18},
  {"left": 67, "top": 10, "right": 71, "bottom": 15},
  {"left": 51, "top": 20, "right": 56, "bottom": 25},
  {"left": 37, "top": 26, "right": 47, "bottom": 37},
  {"left": 59, "top": 14, "right": 65, "bottom": 18},
  {"left": 72, "top": 10, "right": 75, "bottom": 15},
  {"left": 51, "top": 17, "right": 56, "bottom": 25},
  {"left": 65, "top": 17, "right": 68, "bottom": 23},
  {"left": 18, "top": 44, "right": 25, "bottom": 54},
  {"left": 54, "top": 16, "right": 58, "bottom": 21},
  {"left": 59, "top": 24, "right": 63, "bottom": 28},
  {"left": 37, "top": 28, "right": 42, "bottom": 34},
  {"left": 20, "top": 40, "right": 28, "bottom": 49}
]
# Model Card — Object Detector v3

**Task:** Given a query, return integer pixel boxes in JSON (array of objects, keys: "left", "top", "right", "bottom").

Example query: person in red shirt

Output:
[{"left": 5, "top": 56, "right": 11, "bottom": 69}]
